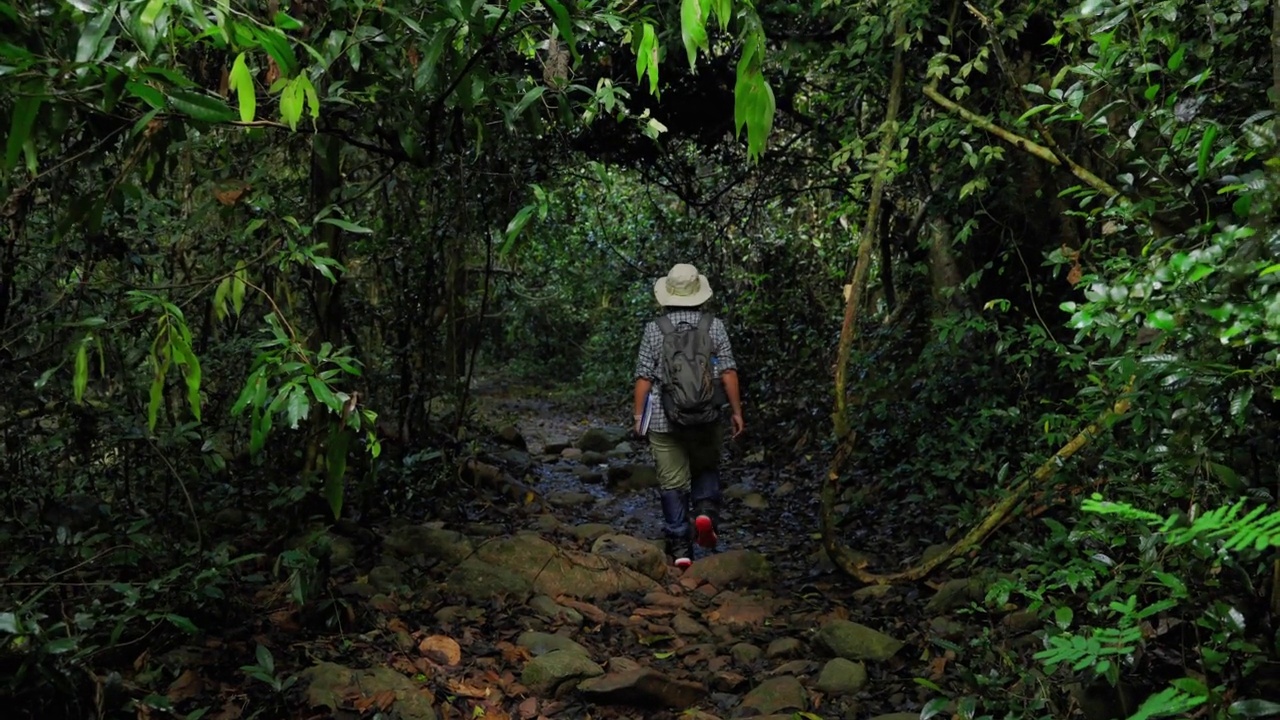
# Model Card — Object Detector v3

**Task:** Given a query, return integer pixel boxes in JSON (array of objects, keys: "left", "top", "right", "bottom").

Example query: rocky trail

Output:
[{"left": 205, "top": 384, "right": 1039, "bottom": 720}]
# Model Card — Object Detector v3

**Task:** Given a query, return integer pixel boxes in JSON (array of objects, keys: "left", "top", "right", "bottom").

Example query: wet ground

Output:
[{"left": 473, "top": 380, "right": 824, "bottom": 577}]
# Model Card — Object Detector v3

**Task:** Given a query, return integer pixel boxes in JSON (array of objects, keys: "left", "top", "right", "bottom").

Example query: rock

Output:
[
  {"left": 521, "top": 650, "right": 604, "bottom": 696},
  {"left": 383, "top": 526, "right": 473, "bottom": 565},
  {"left": 736, "top": 676, "right": 807, "bottom": 717},
  {"left": 443, "top": 557, "right": 533, "bottom": 600},
  {"left": 768, "top": 660, "right": 816, "bottom": 677},
  {"left": 577, "top": 667, "right": 706, "bottom": 709},
  {"left": 495, "top": 449, "right": 533, "bottom": 475},
  {"left": 299, "top": 662, "right": 436, "bottom": 720},
  {"left": 573, "top": 466, "right": 605, "bottom": 483},
  {"left": 730, "top": 643, "right": 762, "bottom": 666},
  {"left": 544, "top": 441, "right": 571, "bottom": 455},
  {"left": 496, "top": 425, "right": 528, "bottom": 450},
  {"left": 706, "top": 593, "right": 775, "bottom": 628},
  {"left": 464, "top": 522, "right": 505, "bottom": 537},
  {"left": 368, "top": 565, "right": 402, "bottom": 593},
  {"left": 581, "top": 450, "right": 609, "bottom": 465},
  {"left": 672, "top": 613, "right": 709, "bottom": 637},
  {"left": 816, "top": 619, "right": 904, "bottom": 662},
  {"left": 609, "top": 464, "right": 659, "bottom": 492},
  {"left": 773, "top": 481, "right": 795, "bottom": 497},
  {"left": 924, "top": 577, "right": 986, "bottom": 614},
  {"left": 678, "top": 644, "right": 715, "bottom": 666},
  {"left": 556, "top": 597, "right": 610, "bottom": 624},
  {"left": 608, "top": 657, "right": 642, "bottom": 673},
  {"left": 1003, "top": 610, "right": 1042, "bottom": 634},
  {"left": 339, "top": 581, "right": 377, "bottom": 599},
  {"left": 684, "top": 550, "right": 771, "bottom": 588},
  {"left": 929, "top": 616, "right": 967, "bottom": 639},
  {"left": 569, "top": 523, "right": 615, "bottom": 542},
  {"left": 852, "top": 584, "right": 895, "bottom": 601},
  {"left": 644, "top": 591, "right": 690, "bottom": 610},
  {"left": 609, "top": 441, "right": 634, "bottom": 456},
  {"left": 711, "top": 670, "right": 747, "bottom": 692},
  {"left": 461, "top": 459, "right": 502, "bottom": 483},
  {"left": 870, "top": 715, "right": 925, "bottom": 720},
  {"left": 765, "top": 638, "right": 802, "bottom": 659},
  {"left": 433, "top": 605, "right": 472, "bottom": 623},
  {"left": 528, "top": 595, "right": 584, "bottom": 625},
  {"left": 517, "top": 631, "right": 591, "bottom": 658},
  {"left": 741, "top": 492, "right": 768, "bottom": 509},
  {"left": 469, "top": 535, "right": 658, "bottom": 599},
  {"left": 532, "top": 514, "right": 562, "bottom": 534},
  {"left": 814, "top": 658, "right": 868, "bottom": 695},
  {"left": 577, "top": 428, "right": 619, "bottom": 453},
  {"left": 723, "top": 484, "right": 751, "bottom": 500},
  {"left": 592, "top": 534, "right": 667, "bottom": 581},
  {"left": 286, "top": 530, "right": 356, "bottom": 568},
  {"left": 561, "top": 447, "right": 584, "bottom": 461},
  {"left": 546, "top": 491, "right": 597, "bottom": 508}
]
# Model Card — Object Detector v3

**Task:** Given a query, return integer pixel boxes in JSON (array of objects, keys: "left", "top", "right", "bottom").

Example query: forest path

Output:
[{"left": 200, "top": 381, "right": 1030, "bottom": 720}]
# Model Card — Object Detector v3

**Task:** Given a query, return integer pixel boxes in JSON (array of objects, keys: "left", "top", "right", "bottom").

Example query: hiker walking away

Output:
[{"left": 632, "top": 263, "right": 744, "bottom": 570}]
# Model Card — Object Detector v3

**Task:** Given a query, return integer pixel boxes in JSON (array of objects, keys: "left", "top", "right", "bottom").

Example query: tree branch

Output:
[{"left": 922, "top": 83, "right": 1120, "bottom": 200}]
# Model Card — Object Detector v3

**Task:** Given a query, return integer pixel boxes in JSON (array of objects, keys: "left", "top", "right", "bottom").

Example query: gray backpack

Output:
[{"left": 656, "top": 313, "right": 724, "bottom": 427}]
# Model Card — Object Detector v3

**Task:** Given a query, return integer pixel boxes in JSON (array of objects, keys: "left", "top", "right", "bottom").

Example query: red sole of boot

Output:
[
  {"left": 674, "top": 558, "right": 692, "bottom": 569},
  {"left": 694, "top": 515, "right": 718, "bottom": 549}
]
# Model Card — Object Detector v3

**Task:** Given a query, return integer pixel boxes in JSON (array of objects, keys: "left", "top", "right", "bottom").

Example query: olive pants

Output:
[{"left": 648, "top": 424, "right": 723, "bottom": 492}]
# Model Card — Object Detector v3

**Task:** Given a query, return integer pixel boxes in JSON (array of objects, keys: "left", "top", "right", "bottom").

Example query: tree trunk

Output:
[
  {"left": 822, "top": 9, "right": 907, "bottom": 575},
  {"left": 926, "top": 216, "right": 967, "bottom": 315}
]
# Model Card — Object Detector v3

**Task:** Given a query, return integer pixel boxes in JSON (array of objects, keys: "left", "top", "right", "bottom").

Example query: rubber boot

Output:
[
  {"left": 659, "top": 489, "right": 693, "bottom": 569},
  {"left": 690, "top": 469, "right": 721, "bottom": 550}
]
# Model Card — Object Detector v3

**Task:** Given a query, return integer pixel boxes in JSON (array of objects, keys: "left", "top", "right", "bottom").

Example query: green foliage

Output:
[{"left": 994, "top": 496, "right": 1280, "bottom": 720}]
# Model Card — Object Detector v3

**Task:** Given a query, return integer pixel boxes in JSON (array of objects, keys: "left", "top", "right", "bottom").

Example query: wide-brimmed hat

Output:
[{"left": 653, "top": 263, "right": 713, "bottom": 307}]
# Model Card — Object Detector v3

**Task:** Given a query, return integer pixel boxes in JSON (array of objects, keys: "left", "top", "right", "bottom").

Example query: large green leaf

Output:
[
  {"left": 76, "top": 4, "right": 117, "bottom": 64},
  {"left": 229, "top": 52, "right": 257, "bottom": 123},
  {"left": 679, "top": 0, "right": 709, "bottom": 68},
  {"left": 167, "top": 90, "right": 236, "bottom": 123},
  {"left": 324, "top": 428, "right": 352, "bottom": 520},
  {"left": 4, "top": 92, "right": 40, "bottom": 173}
]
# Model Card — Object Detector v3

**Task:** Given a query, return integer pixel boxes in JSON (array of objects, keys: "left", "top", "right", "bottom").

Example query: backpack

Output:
[{"left": 656, "top": 313, "right": 726, "bottom": 427}]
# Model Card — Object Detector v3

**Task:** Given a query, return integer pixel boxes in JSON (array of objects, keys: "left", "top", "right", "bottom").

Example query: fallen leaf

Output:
[
  {"left": 476, "top": 700, "right": 512, "bottom": 720},
  {"left": 446, "top": 677, "right": 492, "bottom": 699},
  {"left": 497, "top": 641, "right": 531, "bottom": 664},
  {"left": 420, "top": 634, "right": 462, "bottom": 666},
  {"left": 1067, "top": 262, "right": 1083, "bottom": 286},
  {"left": 517, "top": 697, "right": 538, "bottom": 719},
  {"left": 214, "top": 186, "right": 247, "bottom": 207},
  {"left": 354, "top": 689, "right": 397, "bottom": 712},
  {"left": 209, "top": 697, "right": 245, "bottom": 720},
  {"left": 928, "top": 649, "right": 955, "bottom": 680},
  {"left": 390, "top": 655, "right": 421, "bottom": 676},
  {"left": 166, "top": 669, "right": 203, "bottom": 703},
  {"left": 268, "top": 608, "right": 300, "bottom": 632}
]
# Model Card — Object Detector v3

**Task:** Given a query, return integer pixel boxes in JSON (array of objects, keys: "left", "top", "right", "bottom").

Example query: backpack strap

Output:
[
  {"left": 655, "top": 316, "right": 677, "bottom": 335},
  {"left": 696, "top": 313, "right": 713, "bottom": 334}
]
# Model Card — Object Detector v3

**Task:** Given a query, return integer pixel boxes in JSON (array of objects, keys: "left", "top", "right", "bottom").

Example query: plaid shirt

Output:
[{"left": 634, "top": 310, "right": 738, "bottom": 434}]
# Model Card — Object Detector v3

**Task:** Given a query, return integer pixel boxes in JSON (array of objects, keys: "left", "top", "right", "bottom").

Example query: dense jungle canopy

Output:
[{"left": 3, "top": 0, "right": 1280, "bottom": 718}]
